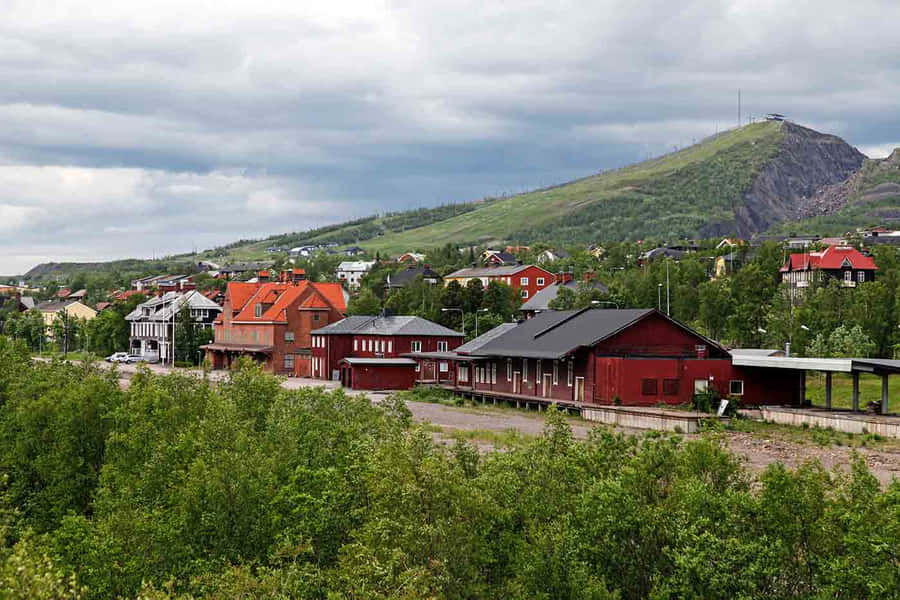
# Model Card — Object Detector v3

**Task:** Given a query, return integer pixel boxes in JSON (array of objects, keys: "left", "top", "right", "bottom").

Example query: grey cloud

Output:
[{"left": 2, "top": 0, "right": 900, "bottom": 274}]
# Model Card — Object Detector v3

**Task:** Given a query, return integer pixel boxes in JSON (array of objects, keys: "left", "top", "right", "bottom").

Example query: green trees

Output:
[{"left": 0, "top": 344, "right": 898, "bottom": 599}]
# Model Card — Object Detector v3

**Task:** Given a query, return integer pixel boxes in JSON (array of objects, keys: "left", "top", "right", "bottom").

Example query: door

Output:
[
  {"left": 575, "top": 377, "right": 585, "bottom": 403},
  {"left": 513, "top": 371, "right": 521, "bottom": 394},
  {"left": 424, "top": 361, "right": 436, "bottom": 381},
  {"left": 542, "top": 374, "right": 552, "bottom": 398}
]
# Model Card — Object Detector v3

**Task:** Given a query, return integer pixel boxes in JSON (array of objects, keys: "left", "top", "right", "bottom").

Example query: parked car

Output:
[{"left": 106, "top": 352, "right": 133, "bottom": 363}]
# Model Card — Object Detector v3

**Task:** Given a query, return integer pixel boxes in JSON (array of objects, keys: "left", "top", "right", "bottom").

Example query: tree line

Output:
[{"left": 0, "top": 344, "right": 897, "bottom": 598}]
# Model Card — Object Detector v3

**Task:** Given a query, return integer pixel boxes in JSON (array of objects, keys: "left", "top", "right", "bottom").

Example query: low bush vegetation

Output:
[{"left": 1, "top": 338, "right": 898, "bottom": 599}]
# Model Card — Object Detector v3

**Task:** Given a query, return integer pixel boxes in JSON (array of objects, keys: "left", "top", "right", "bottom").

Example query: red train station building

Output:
[{"left": 311, "top": 315, "right": 463, "bottom": 390}]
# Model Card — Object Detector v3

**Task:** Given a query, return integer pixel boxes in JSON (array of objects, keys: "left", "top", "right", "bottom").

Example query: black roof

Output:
[
  {"left": 520, "top": 280, "right": 608, "bottom": 312},
  {"left": 313, "top": 315, "right": 463, "bottom": 337},
  {"left": 470, "top": 308, "right": 726, "bottom": 360},
  {"left": 386, "top": 266, "right": 443, "bottom": 288}
]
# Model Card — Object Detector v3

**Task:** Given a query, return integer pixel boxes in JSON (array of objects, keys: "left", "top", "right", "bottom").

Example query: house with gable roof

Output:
[{"left": 780, "top": 245, "right": 877, "bottom": 289}]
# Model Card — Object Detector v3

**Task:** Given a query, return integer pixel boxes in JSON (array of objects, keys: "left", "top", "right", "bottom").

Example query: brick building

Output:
[{"left": 203, "top": 271, "right": 347, "bottom": 376}]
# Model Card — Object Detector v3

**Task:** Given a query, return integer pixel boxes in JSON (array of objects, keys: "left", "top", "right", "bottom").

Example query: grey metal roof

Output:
[
  {"left": 37, "top": 299, "right": 83, "bottom": 312},
  {"left": 386, "top": 266, "right": 442, "bottom": 288},
  {"left": 312, "top": 315, "right": 463, "bottom": 337},
  {"left": 341, "top": 357, "right": 417, "bottom": 366},
  {"left": 519, "top": 280, "right": 609, "bottom": 312},
  {"left": 729, "top": 348, "right": 785, "bottom": 357},
  {"left": 471, "top": 309, "right": 656, "bottom": 359},
  {"left": 126, "top": 290, "right": 222, "bottom": 322},
  {"left": 445, "top": 264, "right": 532, "bottom": 278},
  {"left": 455, "top": 322, "right": 518, "bottom": 354}
]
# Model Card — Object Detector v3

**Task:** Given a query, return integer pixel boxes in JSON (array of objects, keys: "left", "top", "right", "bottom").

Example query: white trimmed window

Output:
[
  {"left": 353, "top": 339, "right": 358, "bottom": 351},
  {"left": 537, "top": 277, "right": 545, "bottom": 286},
  {"left": 458, "top": 366, "right": 469, "bottom": 382},
  {"left": 284, "top": 355, "right": 294, "bottom": 370},
  {"left": 507, "top": 359, "right": 512, "bottom": 381},
  {"left": 491, "top": 363, "right": 497, "bottom": 384},
  {"left": 537, "top": 360, "right": 542, "bottom": 378},
  {"left": 729, "top": 380, "right": 744, "bottom": 396},
  {"left": 553, "top": 361, "right": 559, "bottom": 385},
  {"left": 437, "top": 341, "right": 448, "bottom": 352},
  {"left": 857, "top": 270, "right": 865, "bottom": 283},
  {"left": 411, "top": 340, "right": 422, "bottom": 353},
  {"left": 522, "top": 358, "right": 528, "bottom": 381},
  {"left": 439, "top": 361, "right": 449, "bottom": 373},
  {"left": 567, "top": 361, "right": 573, "bottom": 387},
  {"left": 388, "top": 340, "right": 393, "bottom": 353},
  {"left": 520, "top": 277, "right": 529, "bottom": 286},
  {"left": 521, "top": 289, "right": 529, "bottom": 298},
  {"left": 285, "top": 331, "right": 295, "bottom": 342}
]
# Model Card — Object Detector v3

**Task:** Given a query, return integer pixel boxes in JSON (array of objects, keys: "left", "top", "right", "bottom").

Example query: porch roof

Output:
[{"left": 201, "top": 343, "right": 274, "bottom": 354}]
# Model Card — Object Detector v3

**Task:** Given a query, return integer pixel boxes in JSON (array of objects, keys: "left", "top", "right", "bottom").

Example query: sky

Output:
[{"left": 3, "top": 0, "right": 900, "bottom": 275}]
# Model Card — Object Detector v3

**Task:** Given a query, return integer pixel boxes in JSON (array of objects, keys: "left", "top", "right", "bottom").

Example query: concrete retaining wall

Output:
[
  {"left": 755, "top": 407, "right": 900, "bottom": 438},
  {"left": 582, "top": 406, "right": 703, "bottom": 433}
]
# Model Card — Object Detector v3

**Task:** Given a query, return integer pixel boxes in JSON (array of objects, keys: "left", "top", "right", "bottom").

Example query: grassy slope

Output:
[
  {"left": 354, "top": 121, "right": 784, "bottom": 254},
  {"left": 770, "top": 151, "right": 900, "bottom": 236}
]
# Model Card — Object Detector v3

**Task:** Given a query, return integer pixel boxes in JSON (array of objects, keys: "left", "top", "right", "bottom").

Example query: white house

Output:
[
  {"left": 126, "top": 290, "right": 221, "bottom": 363},
  {"left": 336, "top": 261, "right": 376, "bottom": 288}
]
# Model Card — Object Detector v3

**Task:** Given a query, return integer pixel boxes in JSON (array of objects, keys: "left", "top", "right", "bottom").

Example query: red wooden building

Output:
[
  {"left": 406, "top": 308, "right": 799, "bottom": 407},
  {"left": 203, "top": 271, "right": 347, "bottom": 376},
  {"left": 444, "top": 264, "right": 555, "bottom": 300},
  {"left": 310, "top": 315, "right": 464, "bottom": 389}
]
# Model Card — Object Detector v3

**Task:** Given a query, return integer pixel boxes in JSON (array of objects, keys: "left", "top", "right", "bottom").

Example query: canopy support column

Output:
[
  {"left": 852, "top": 372, "right": 860, "bottom": 412},
  {"left": 882, "top": 374, "right": 889, "bottom": 414},
  {"left": 825, "top": 372, "right": 832, "bottom": 410}
]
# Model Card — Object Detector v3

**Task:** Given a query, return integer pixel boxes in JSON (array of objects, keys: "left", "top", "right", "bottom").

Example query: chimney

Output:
[{"left": 258, "top": 270, "right": 270, "bottom": 282}]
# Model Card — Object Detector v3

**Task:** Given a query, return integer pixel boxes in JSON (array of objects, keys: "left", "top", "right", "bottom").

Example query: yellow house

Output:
[{"left": 38, "top": 300, "right": 98, "bottom": 332}]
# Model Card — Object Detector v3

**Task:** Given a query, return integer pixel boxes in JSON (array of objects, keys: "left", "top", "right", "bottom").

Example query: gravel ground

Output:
[{"left": 102, "top": 363, "right": 900, "bottom": 485}]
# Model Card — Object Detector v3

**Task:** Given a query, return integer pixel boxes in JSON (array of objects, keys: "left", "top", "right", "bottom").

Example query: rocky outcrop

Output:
[{"left": 734, "top": 122, "right": 866, "bottom": 236}]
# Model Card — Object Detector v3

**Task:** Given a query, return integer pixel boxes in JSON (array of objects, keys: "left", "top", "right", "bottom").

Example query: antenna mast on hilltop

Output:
[{"left": 738, "top": 89, "right": 741, "bottom": 128}]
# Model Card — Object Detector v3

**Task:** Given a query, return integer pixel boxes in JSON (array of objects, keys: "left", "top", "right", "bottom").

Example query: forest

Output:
[{"left": 1, "top": 340, "right": 898, "bottom": 599}]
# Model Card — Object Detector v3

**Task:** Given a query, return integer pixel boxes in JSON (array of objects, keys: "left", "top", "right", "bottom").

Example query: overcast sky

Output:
[{"left": 3, "top": 0, "right": 900, "bottom": 274}]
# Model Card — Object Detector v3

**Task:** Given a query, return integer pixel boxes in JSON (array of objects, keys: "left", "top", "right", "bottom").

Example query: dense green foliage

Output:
[{"left": 0, "top": 345, "right": 898, "bottom": 599}]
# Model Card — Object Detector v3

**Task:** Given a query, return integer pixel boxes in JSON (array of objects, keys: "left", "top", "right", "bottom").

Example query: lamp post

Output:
[
  {"left": 474, "top": 308, "right": 488, "bottom": 338},
  {"left": 657, "top": 283, "right": 662, "bottom": 311},
  {"left": 441, "top": 307, "right": 465, "bottom": 337}
]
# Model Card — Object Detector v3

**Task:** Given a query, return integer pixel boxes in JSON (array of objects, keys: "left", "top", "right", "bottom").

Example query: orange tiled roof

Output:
[
  {"left": 311, "top": 282, "right": 346, "bottom": 312},
  {"left": 299, "top": 293, "right": 331, "bottom": 309}
]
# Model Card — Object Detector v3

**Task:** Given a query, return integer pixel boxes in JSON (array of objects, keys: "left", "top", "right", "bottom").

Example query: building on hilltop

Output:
[
  {"left": 203, "top": 271, "right": 347, "bottom": 375},
  {"left": 780, "top": 245, "right": 877, "bottom": 289}
]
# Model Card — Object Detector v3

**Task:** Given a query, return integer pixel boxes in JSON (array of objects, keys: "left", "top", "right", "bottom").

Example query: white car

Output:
[{"left": 106, "top": 352, "right": 133, "bottom": 363}]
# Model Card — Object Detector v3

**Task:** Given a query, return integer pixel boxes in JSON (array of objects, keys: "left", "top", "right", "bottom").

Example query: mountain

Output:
[
  {"left": 768, "top": 148, "right": 900, "bottom": 235},
  {"left": 20, "top": 120, "right": 879, "bottom": 280},
  {"left": 299, "top": 120, "right": 861, "bottom": 254}
]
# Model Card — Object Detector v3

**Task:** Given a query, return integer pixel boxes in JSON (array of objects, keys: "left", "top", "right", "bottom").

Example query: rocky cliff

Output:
[{"left": 734, "top": 122, "right": 866, "bottom": 236}]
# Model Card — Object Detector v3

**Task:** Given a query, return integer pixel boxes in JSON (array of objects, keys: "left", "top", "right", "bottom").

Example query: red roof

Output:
[
  {"left": 56, "top": 288, "right": 71, "bottom": 298},
  {"left": 780, "top": 246, "right": 878, "bottom": 272},
  {"left": 220, "top": 280, "right": 346, "bottom": 323}
]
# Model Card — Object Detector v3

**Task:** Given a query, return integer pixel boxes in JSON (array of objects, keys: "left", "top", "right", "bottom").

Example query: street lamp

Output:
[
  {"left": 441, "top": 307, "right": 465, "bottom": 337},
  {"left": 591, "top": 300, "right": 620, "bottom": 309},
  {"left": 474, "top": 308, "right": 488, "bottom": 338},
  {"left": 800, "top": 324, "right": 810, "bottom": 331},
  {"left": 657, "top": 283, "right": 662, "bottom": 311}
]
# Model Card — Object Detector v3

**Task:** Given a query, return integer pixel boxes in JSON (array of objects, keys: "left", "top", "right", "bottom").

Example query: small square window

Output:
[
  {"left": 537, "top": 277, "right": 545, "bottom": 286},
  {"left": 520, "top": 277, "right": 529, "bottom": 286},
  {"left": 437, "top": 341, "right": 448, "bottom": 352},
  {"left": 284, "top": 331, "right": 295, "bottom": 342},
  {"left": 729, "top": 380, "right": 744, "bottom": 396},
  {"left": 641, "top": 379, "right": 658, "bottom": 395},
  {"left": 662, "top": 379, "right": 679, "bottom": 395},
  {"left": 439, "top": 361, "right": 449, "bottom": 372},
  {"left": 313, "top": 313, "right": 320, "bottom": 321},
  {"left": 521, "top": 289, "right": 529, "bottom": 298}
]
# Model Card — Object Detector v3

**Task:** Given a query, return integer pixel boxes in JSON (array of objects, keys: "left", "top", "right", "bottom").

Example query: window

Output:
[
  {"left": 313, "top": 313, "right": 319, "bottom": 321},
  {"left": 844, "top": 270, "right": 853, "bottom": 282},
  {"left": 458, "top": 366, "right": 469, "bottom": 382},
  {"left": 729, "top": 380, "right": 744, "bottom": 396},
  {"left": 522, "top": 358, "right": 528, "bottom": 381},
  {"left": 284, "top": 354, "right": 295, "bottom": 370},
  {"left": 693, "top": 379, "right": 709, "bottom": 394},
  {"left": 437, "top": 341, "right": 448, "bottom": 352},
  {"left": 521, "top": 289, "right": 529, "bottom": 298},
  {"left": 536, "top": 360, "right": 542, "bottom": 378},
  {"left": 388, "top": 340, "right": 393, "bottom": 353},
  {"left": 553, "top": 361, "right": 559, "bottom": 385},
  {"left": 507, "top": 359, "right": 512, "bottom": 381},
  {"left": 662, "top": 379, "right": 679, "bottom": 396},
  {"left": 491, "top": 363, "right": 497, "bottom": 384},
  {"left": 439, "top": 361, "right": 449, "bottom": 373},
  {"left": 284, "top": 331, "right": 295, "bottom": 342},
  {"left": 641, "top": 378, "right": 658, "bottom": 395},
  {"left": 255, "top": 304, "right": 263, "bottom": 317},
  {"left": 857, "top": 270, "right": 865, "bottom": 283},
  {"left": 537, "top": 277, "right": 545, "bottom": 286},
  {"left": 353, "top": 339, "right": 358, "bottom": 351},
  {"left": 520, "top": 277, "right": 529, "bottom": 286},
  {"left": 415, "top": 363, "right": 420, "bottom": 372},
  {"left": 567, "top": 361, "right": 573, "bottom": 387},
  {"left": 411, "top": 340, "right": 422, "bottom": 353}
]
